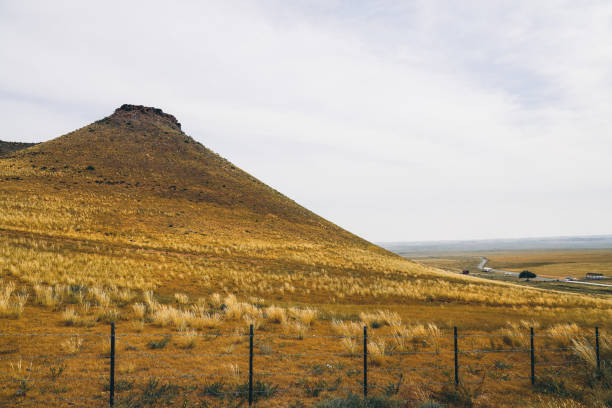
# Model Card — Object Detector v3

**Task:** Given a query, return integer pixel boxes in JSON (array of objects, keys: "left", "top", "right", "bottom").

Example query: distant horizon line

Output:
[{"left": 376, "top": 233, "right": 612, "bottom": 245}]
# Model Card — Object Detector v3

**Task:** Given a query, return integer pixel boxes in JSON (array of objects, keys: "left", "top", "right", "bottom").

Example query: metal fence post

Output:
[
  {"left": 249, "top": 324, "right": 254, "bottom": 406},
  {"left": 110, "top": 322, "right": 115, "bottom": 408},
  {"left": 530, "top": 327, "right": 535, "bottom": 386},
  {"left": 454, "top": 327, "right": 459, "bottom": 386},
  {"left": 363, "top": 325, "right": 368, "bottom": 398},
  {"left": 595, "top": 327, "right": 600, "bottom": 372}
]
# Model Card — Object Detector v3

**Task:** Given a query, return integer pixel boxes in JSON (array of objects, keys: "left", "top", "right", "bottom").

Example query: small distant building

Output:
[
  {"left": 462, "top": 270, "right": 470, "bottom": 275},
  {"left": 585, "top": 272, "right": 605, "bottom": 280}
]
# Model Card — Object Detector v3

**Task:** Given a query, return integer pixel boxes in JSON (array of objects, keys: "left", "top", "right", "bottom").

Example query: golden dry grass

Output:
[
  {"left": 0, "top": 106, "right": 610, "bottom": 406},
  {"left": 485, "top": 250, "right": 612, "bottom": 279}
]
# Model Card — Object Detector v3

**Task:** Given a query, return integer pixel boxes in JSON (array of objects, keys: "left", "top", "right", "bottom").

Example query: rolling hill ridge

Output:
[
  {"left": 0, "top": 104, "right": 377, "bottom": 249},
  {"left": 0, "top": 104, "right": 608, "bottom": 315}
]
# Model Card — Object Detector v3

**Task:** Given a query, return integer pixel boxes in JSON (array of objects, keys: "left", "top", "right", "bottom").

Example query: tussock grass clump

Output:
[
  {"left": 341, "top": 337, "right": 359, "bottom": 356},
  {"left": 571, "top": 338, "right": 597, "bottom": 368},
  {"left": 520, "top": 319, "right": 541, "bottom": 330},
  {"left": 97, "top": 307, "right": 120, "bottom": 323},
  {"left": 221, "top": 294, "right": 265, "bottom": 328},
  {"left": 498, "top": 322, "right": 528, "bottom": 348},
  {"left": 9, "top": 359, "right": 34, "bottom": 396},
  {"left": 33, "top": 284, "right": 62, "bottom": 308},
  {"left": 223, "top": 294, "right": 244, "bottom": 320},
  {"left": 547, "top": 323, "right": 582, "bottom": 348},
  {"left": 131, "top": 303, "right": 146, "bottom": 320},
  {"left": 62, "top": 335, "right": 83, "bottom": 354},
  {"left": 426, "top": 323, "right": 442, "bottom": 353},
  {"left": 192, "top": 312, "right": 223, "bottom": 330},
  {"left": 89, "top": 287, "right": 111, "bottom": 307},
  {"left": 109, "top": 287, "right": 135, "bottom": 304},
  {"left": 131, "top": 320, "right": 145, "bottom": 332},
  {"left": 265, "top": 305, "right": 287, "bottom": 324},
  {"left": 332, "top": 320, "right": 363, "bottom": 337},
  {"left": 360, "top": 310, "right": 400, "bottom": 328},
  {"left": 174, "top": 293, "right": 189, "bottom": 305},
  {"left": 151, "top": 305, "right": 192, "bottom": 330},
  {"left": 61, "top": 308, "right": 79, "bottom": 326},
  {"left": 368, "top": 339, "right": 387, "bottom": 366},
  {"left": 243, "top": 309, "right": 264, "bottom": 330},
  {"left": 391, "top": 322, "right": 441, "bottom": 352},
  {"left": 290, "top": 307, "right": 318, "bottom": 326},
  {"left": 228, "top": 363, "right": 241, "bottom": 384},
  {"left": 249, "top": 296, "right": 265, "bottom": 307},
  {"left": 175, "top": 330, "right": 198, "bottom": 349},
  {"left": 60, "top": 307, "right": 93, "bottom": 327},
  {"left": 209, "top": 293, "right": 222, "bottom": 309},
  {"left": 0, "top": 281, "right": 28, "bottom": 318},
  {"left": 143, "top": 290, "right": 158, "bottom": 311},
  {"left": 283, "top": 320, "right": 309, "bottom": 339}
]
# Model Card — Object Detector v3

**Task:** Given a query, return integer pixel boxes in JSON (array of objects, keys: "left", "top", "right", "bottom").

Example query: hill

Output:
[
  {"left": 0, "top": 140, "right": 37, "bottom": 156},
  {"left": 0, "top": 104, "right": 609, "bottom": 308},
  {"left": 0, "top": 105, "right": 610, "bottom": 407},
  {"left": 0, "top": 104, "right": 409, "bottom": 298}
]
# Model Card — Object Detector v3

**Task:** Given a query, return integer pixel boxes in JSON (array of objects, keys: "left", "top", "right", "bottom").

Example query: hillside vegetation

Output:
[
  {"left": 0, "top": 105, "right": 610, "bottom": 407},
  {"left": 0, "top": 105, "right": 607, "bottom": 313},
  {"left": 0, "top": 140, "right": 37, "bottom": 157}
]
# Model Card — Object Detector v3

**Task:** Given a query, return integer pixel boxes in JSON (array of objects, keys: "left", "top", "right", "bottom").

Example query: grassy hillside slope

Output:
[
  {"left": 0, "top": 104, "right": 609, "bottom": 313},
  {"left": 0, "top": 105, "right": 610, "bottom": 407},
  {"left": 0, "top": 140, "right": 37, "bottom": 156}
]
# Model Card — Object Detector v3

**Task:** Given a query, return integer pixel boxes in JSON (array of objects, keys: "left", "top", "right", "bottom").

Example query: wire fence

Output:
[{"left": 0, "top": 325, "right": 608, "bottom": 407}]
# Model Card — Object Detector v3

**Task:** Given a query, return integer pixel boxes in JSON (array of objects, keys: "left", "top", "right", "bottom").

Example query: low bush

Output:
[
  {"left": 147, "top": 336, "right": 170, "bottom": 349},
  {"left": 435, "top": 384, "right": 478, "bottom": 408},
  {"left": 235, "top": 380, "right": 278, "bottom": 402},
  {"left": 316, "top": 393, "right": 401, "bottom": 408},
  {"left": 117, "top": 378, "right": 180, "bottom": 407},
  {"left": 201, "top": 380, "right": 225, "bottom": 398}
]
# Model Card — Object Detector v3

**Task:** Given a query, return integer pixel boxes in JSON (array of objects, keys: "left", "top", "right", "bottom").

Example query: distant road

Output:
[{"left": 477, "top": 257, "right": 612, "bottom": 287}]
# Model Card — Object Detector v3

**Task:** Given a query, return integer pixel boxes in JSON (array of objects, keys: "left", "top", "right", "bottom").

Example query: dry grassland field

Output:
[
  {"left": 485, "top": 250, "right": 612, "bottom": 279},
  {"left": 0, "top": 106, "right": 610, "bottom": 407}
]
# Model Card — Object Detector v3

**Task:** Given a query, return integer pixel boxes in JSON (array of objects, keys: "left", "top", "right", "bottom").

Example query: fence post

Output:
[
  {"left": 530, "top": 327, "right": 535, "bottom": 386},
  {"left": 595, "top": 327, "right": 600, "bottom": 373},
  {"left": 110, "top": 322, "right": 115, "bottom": 408},
  {"left": 363, "top": 325, "right": 368, "bottom": 398},
  {"left": 454, "top": 327, "right": 459, "bottom": 386},
  {"left": 249, "top": 324, "right": 254, "bottom": 406}
]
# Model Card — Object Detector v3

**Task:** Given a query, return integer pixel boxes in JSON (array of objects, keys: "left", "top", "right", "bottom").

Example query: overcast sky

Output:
[{"left": 1, "top": 1, "right": 612, "bottom": 242}]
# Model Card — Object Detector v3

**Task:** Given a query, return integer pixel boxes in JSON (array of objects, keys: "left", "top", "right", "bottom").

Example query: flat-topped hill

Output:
[
  {"left": 0, "top": 104, "right": 377, "bottom": 249},
  {"left": 0, "top": 105, "right": 608, "bottom": 315}
]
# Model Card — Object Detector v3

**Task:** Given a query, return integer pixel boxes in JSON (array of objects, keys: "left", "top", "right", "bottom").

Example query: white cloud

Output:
[{"left": 1, "top": 1, "right": 611, "bottom": 241}]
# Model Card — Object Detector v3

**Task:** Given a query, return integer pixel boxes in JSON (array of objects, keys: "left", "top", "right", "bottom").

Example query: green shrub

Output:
[
  {"left": 147, "top": 336, "right": 170, "bottom": 349},
  {"left": 117, "top": 378, "right": 180, "bottom": 407},
  {"left": 234, "top": 380, "right": 278, "bottom": 402},
  {"left": 316, "top": 393, "right": 401, "bottom": 408},
  {"left": 534, "top": 374, "right": 572, "bottom": 398},
  {"left": 435, "top": 384, "right": 477, "bottom": 408},
  {"left": 201, "top": 381, "right": 225, "bottom": 398},
  {"left": 418, "top": 402, "right": 448, "bottom": 408},
  {"left": 104, "top": 379, "right": 134, "bottom": 392}
]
